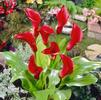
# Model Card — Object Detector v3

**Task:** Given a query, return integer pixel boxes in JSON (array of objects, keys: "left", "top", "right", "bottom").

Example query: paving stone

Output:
[{"left": 85, "top": 44, "right": 101, "bottom": 60}]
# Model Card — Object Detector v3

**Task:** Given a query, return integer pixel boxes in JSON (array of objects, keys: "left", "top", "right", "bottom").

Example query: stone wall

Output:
[{"left": 88, "top": 22, "right": 101, "bottom": 41}]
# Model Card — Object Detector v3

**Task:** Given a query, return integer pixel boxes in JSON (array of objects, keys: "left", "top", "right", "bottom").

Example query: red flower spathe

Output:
[
  {"left": 14, "top": 32, "right": 37, "bottom": 52},
  {"left": 59, "top": 54, "right": 73, "bottom": 78},
  {"left": 56, "top": 6, "right": 69, "bottom": 34},
  {"left": 28, "top": 55, "right": 43, "bottom": 79},
  {"left": 25, "top": 8, "right": 41, "bottom": 29},
  {"left": 66, "top": 23, "right": 83, "bottom": 51},
  {"left": 25, "top": 8, "right": 54, "bottom": 43},
  {"left": 40, "top": 25, "right": 54, "bottom": 45},
  {"left": 25, "top": 8, "right": 41, "bottom": 38},
  {"left": 42, "top": 42, "right": 60, "bottom": 59}
]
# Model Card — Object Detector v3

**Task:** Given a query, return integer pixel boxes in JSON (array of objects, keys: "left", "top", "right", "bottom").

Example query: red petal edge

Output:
[
  {"left": 59, "top": 54, "right": 73, "bottom": 78},
  {"left": 25, "top": 8, "right": 41, "bottom": 28},
  {"left": 56, "top": 6, "right": 69, "bottom": 34},
  {"left": 40, "top": 25, "right": 54, "bottom": 45},
  {"left": 28, "top": 55, "right": 43, "bottom": 79},
  {"left": 42, "top": 42, "right": 60, "bottom": 59},
  {"left": 66, "top": 23, "right": 83, "bottom": 51},
  {"left": 14, "top": 32, "right": 37, "bottom": 52}
]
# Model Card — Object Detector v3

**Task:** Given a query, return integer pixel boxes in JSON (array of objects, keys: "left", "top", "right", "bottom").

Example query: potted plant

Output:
[{"left": 2, "top": 6, "right": 101, "bottom": 100}]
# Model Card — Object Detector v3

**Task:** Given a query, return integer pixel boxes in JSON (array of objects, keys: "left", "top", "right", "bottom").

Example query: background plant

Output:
[
  {"left": 79, "top": 0, "right": 95, "bottom": 8},
  {"left": 0, "top": 68, "right": 33, "bottom": 100}
]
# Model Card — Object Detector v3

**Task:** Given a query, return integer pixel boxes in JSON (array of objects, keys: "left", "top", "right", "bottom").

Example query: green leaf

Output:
[
  {"left": 95, "top": 0, "right": 101, "bottom": 8},
  {"left": 66, "top": 73, "right": 97, "bottom": 86},
  {"left": 3, "top": 52, "right": 27, "bottom": 82},
  {"left": 21, "top": 77, "right": 36, "bottom": 93},
  {"left": 48, "top": 70, "right": 60, "bottom": 88},
  {"left": 3, "top": 52, "right": 26, "bottom": 70},
  {"left": 21, "top": 78, "right": 31, "bottom": 91},
  {"left": 61, "top": 0, "right": 67, "bottom": 5},
  {"left": 36, "top": 68, "right": 49, "bottom": 89},
  {"left": 36, "top": 35, "right": 50, "bottom": 68},
  {"left": 45, "top": 0, "right": 60, "bottom": 7},
  {"left": 21, "top": 70, "right": 37, "bottom": 94},
  {"left": 53, "top": 89, "right": 72, "bottom": 100},
  {"left": 50, "top": 55, "right": 60, "bottom": 69},
  {"left": 58, "top": 38, "right": 67, "bottom": 53},
  {"left": 3, "top": 52, "right": 37, "bottom": 93},
  {"left": 33, "top": 86, "right": 55, "bottom": 100},
  {"left": 11, "top": 70, "right": 25, "bottom": 82},
  {"left": 70, "top": 57, "right": 101, "bottom": 78}
]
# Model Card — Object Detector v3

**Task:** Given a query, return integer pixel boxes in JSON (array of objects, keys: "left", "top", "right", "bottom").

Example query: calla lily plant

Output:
[{"left": 3, "top": 5, "right": 101, "bottom": 100}]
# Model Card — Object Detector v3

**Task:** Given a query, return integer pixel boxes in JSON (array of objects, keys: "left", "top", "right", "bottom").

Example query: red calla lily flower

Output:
[
  {"left": 56, "top": 6, "right": 69, "bottom": 34},
  {"left": 25, "top": 8, "right": 41, "bottom": 38},
  {"left": 14, "top": 32, "right": 37, "bottom": 52},
  {"left": 28, "top": 55, "right": 43, "bottom": 79},
  {"left": 66, "top": 23, "right": 83, "bottom": 51},
  {"left": 25, "top": 8, "right": 41, "bottom": 28},
  {"left": 0, "top": 6, "right": 5, "bottom": 14},
  {"left": 59, "top": 54, "right": 73, "bottom": 78},
  {"left": 42, "top": 42, "right": 60, "bottom": 59},
  {"left": 40, "top": 25, "right": 54, "bottom": 45},
  {"left": 0, "top": 41, "right": 7, "bottom": 51},
  {"left": 25, "top": 8, "right": 54, "bottom": 44}
]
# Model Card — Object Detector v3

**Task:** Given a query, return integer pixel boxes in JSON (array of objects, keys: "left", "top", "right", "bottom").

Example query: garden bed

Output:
[{"left": 1, "top": 0, "right": 101, "bottom": 100}]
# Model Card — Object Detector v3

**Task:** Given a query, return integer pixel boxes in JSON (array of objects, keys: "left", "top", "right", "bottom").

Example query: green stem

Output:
[{"left": 50, "top": 59, "right": 55, "bottom": 68}]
